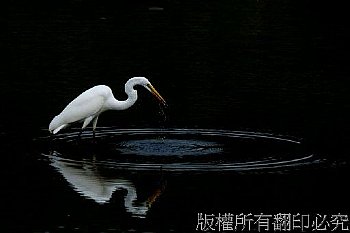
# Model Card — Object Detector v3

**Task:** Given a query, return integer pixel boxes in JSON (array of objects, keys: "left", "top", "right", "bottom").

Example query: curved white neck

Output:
[{"left": 107, "top": 81, "right": 138, "bottom": 110}]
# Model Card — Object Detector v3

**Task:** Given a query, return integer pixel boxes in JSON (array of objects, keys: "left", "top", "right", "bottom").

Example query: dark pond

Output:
[{"left": 3, "top": 0, "right": 350, "bottom": 232}]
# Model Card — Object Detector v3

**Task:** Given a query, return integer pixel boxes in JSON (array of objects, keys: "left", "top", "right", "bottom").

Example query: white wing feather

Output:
[{"left": 49, "top": 85, "right": 111, "bottom": 133}]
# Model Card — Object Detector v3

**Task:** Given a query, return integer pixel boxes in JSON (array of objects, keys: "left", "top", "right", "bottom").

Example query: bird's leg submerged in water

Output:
[
  {"left": 77, "top": 116, "right": 95, "bottom": 140},
  {"left": 77, "top": 115, "right": 98, "bottom": 141},
  {"left": 78, "top": 128, "right": 83, "bottom": 139},
  {"left": 92, "top": 116, "right": 99, "bottom": 139}
]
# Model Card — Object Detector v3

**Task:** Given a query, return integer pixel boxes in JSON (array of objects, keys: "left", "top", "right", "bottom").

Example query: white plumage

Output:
[{"left": 49, "top": 77, "right": 166, "bottom": 135}]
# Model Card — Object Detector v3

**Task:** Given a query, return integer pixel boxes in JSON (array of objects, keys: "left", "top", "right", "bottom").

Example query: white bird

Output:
[{"left": 49, "top": 77, "right": 166, "bottom": 135}]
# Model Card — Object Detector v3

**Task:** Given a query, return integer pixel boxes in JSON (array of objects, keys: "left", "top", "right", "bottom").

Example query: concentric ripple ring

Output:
[{"left": 40, "top": 128, "right": 322, "bottom": 173}]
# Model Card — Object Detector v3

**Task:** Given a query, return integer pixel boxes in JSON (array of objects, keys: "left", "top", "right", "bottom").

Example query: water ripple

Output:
[{"left": 39, "top": 128, "right": 321, "bottom": 173}]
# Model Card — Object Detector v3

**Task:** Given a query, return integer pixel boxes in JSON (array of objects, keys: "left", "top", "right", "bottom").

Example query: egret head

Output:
[{"left": 132, "top": 77, "right": 167, "bottom": 105}]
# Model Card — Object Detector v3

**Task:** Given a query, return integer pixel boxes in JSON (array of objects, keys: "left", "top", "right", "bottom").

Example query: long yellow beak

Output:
[{"left": 147, "top": 84, "right": 167, "bottom": 105}]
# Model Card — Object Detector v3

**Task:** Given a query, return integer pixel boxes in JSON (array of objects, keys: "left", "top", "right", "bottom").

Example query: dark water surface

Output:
[{"left": 3, "top": 0, "right": 350, "bottom": 232}]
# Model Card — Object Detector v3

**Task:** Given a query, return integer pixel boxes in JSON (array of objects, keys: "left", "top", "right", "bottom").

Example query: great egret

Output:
[{"left": 49, "top": 77, "right": 166, "bottom": 135}]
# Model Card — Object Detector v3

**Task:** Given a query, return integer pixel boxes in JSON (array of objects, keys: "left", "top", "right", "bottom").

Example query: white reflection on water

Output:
[{"left": 48, "top": 152, "right": 163, "bottom": 218}]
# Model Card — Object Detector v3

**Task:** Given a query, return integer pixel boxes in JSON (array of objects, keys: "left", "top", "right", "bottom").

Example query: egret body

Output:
[{"left": 49, "top": 77, "right": 166, "bottom": 135}]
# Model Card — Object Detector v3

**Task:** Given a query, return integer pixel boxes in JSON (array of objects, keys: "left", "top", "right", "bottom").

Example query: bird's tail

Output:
[
  {"left": 51, "top": 124, "right": 67, "bottom": 134},
  {"left": 49, "top": 116, "right": 67, "bottom": 134}
]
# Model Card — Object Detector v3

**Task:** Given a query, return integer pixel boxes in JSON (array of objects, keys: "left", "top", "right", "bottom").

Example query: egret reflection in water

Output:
[{"left": 47, "top": 152, "right": 164, "bottom": 218}]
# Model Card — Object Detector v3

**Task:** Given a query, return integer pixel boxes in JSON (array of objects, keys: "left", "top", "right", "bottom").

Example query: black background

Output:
[{"left": 3, "top": 0, "right": 350, "bottom": 232}]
